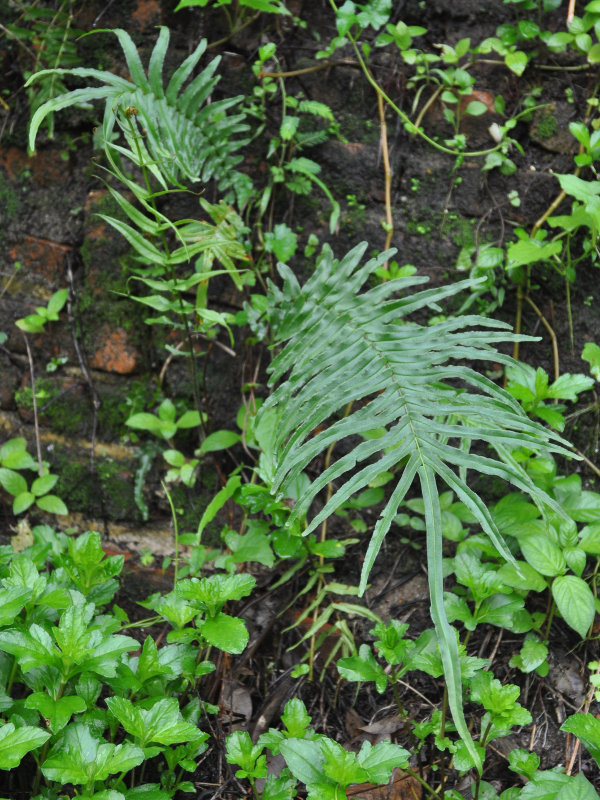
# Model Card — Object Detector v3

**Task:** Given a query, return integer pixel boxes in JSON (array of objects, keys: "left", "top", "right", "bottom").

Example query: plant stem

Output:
[
  {"left": 163, "top": 482, "right": 180, "bottom": 587},
  {"left": 23, "top": 334, "right": 43, "bottom": 474}
]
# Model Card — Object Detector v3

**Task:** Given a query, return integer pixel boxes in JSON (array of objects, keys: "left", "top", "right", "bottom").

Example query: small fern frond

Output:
[
  {"left": 27, "top": 27, "right": 251, "bottom": 201},
  {"left": 260, "top": 241, "right": 573, "bottom": 770}
]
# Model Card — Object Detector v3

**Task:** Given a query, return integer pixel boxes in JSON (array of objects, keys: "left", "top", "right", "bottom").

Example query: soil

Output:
[{"left": 1, "top": 0, "right": 600, "bottom": 797}]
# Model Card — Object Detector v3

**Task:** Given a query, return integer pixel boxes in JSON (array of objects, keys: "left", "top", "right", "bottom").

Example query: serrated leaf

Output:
[
  {"left": 337, "top": 644, "right": 388, "bottom": 692},
  {"left": 0, "top": 722, "right": 50, "bottom": 768},
  {"left": 25, "top": 692, "right": 86, "bottom": 733},
  {"left": 201, "top": 612, "right": 249, "bottom": 654}
]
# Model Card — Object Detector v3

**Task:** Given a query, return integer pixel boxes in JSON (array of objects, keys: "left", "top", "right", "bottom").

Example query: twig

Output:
[
  {"left": 522, "top": 294, "right": 560, "bottom": 383},
  {"left": 377, "top": 92, "right": 394, "bottom": 262},
  {"left": 66, "top": 255, "right": 100, "bottom": 473},
  {"left": 567, "top": 0, "right": 576, "bottom": 24},
  {"left": 412, "top": 85, "right": 443, "bottom": 136},
  {"left": 22, "top": 334, "right": 43, "bottom": 475},
  {"left": 257, "top": 59, "right": 360, "bottom": 79},
  {"left": 570, "top": 444, "right": 600, "bottom": 480}
]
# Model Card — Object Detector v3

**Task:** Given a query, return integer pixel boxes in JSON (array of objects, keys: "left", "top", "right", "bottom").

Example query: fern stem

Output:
[
  {"left": 522, "top": 294, "right": 560, "bottom": 383},
  {"left": 377, "top": 91, "right": 394, "bottom": 263},
  {"left": 124, "top": 112, "right": 206, "bottom": 442}
]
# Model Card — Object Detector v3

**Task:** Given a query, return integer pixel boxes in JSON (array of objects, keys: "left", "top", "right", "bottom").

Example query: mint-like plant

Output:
[{"left": 257, "top": 241, "right": 572, "bottom": 767}]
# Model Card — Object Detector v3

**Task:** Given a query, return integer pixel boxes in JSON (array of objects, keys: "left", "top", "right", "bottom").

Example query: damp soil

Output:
[{"left": 1, "top": 0, "right": 600, "bottom": 797}]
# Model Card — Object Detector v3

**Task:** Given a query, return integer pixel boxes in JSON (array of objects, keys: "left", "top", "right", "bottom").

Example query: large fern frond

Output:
[
  {"left": 259, "top": 242, "right": 572, "bottom": 769},
  {"left": 27, "top": 27, "right": 252, "bottom": 202}
]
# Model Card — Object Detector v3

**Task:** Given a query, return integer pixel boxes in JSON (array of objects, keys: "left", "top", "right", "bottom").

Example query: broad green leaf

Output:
[
  {"left": 337, "top": 644, "right": 388, "bottom": 693},
  {"left": 0, "top": 440, "right": 37, "bottom": 470},
  {"left": 0, "top": 587, "right": 31, "bottom": 626},
  {"left": 36, "top": 494, "right": 68, "bottom": 515},
  {"left": 552, "top": 575, "right": 595, "bottom": 637},
  {"left": 47, "top": 288, "right": 69, "bottom": 315},
  {"left": 126, "top": 413, "right": 163, "bottom": 434},
  {"left": 497, "top": 561, "right": 547, "bottom": 593},
  {"left": 281, "top": 698, "right": 313, "bottom": 738},
  {"left": 223, "top": 526, "right": 275, "bottom": 567},
  {"left": 562, "top": 490, "right": 600, "bottom": 522},
  {"left": 357, "top": 739, "right": 410, "bottom": 783},
  {"left": 321, "top": 738, "right": 367, "bottom": 786},
  {"left": 509, "top": 633, "right": 548, "bottom": 674},
  {"left": 505, "top": 50, "right": 528, "bottom": 75},
  {"left": 0, "top": 468, "right": 27, "bottom": 496},
  {"left": 42, "top": 724, "right": 144, "bottom": 784},
  {"left": 0, "top": 722, "right": 50, "bottom": 768},
  {"left": 561, "top": 713, "right": 600, "bottom": 767},
  {"left": 176, "top": 573, "right": 256, "bottom": 615},
  {"left": 582, "top": 342, "right": 600, "bottom": 382},
  {"left": 279, "top": 738, "right": 326, "bottom": 788},
  {"left": 177, "top": 410, "right": 203, "bottom": 429},
  {"left": 198, "top": 430, "right": 241, "bottom": 453},
  {"left": 556, "top": 173, "right": 600, "bottom": 202},
  {"left": 506, "top": 238, "right": 562, "bottom": 269},
  {"left": 0, "top": 625, "right": 59, "bottom": 672},
  {"left": 555, "top": 772, "right": 600, "bottom": 799},
  {"left": 519, "top": 534, "right": 566, "bottom": 576},
  {"left": 31, "top": 473, "right": 59, "bottom": 496},
  {"left": 226, "top": 730, "right": 267, "bottom": 779},
  {"left": 13, "top": 492, "right": 35, "bottom": 515},
  {"left": 579, "top": 523, "right": 600, "bottom": 554},
  {"left": 25, "top": 692, "right": 86, "bottom": 733},
  {"left": 201, "top": 612, "right": 249, "bottom": 654},
  {"left": 106, "top": 697, "right": 201, "bottom": 746}
]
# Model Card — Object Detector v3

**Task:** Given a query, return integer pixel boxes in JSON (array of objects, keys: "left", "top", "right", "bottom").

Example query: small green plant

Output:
[
  {"left": 15, "top": 288, "right": 68, "bottom": 334},
  {"left": 0, "top": 525, "right": 258, "bottom": 797},
  {"left": 505, "top": 362, "right": 594, "bottom": 430},
  {"left": 0, "top": 438, "right": 67, "bottom": 516},
  {"left": 226, "top": 697, "right": 410, "bottom": 800}
]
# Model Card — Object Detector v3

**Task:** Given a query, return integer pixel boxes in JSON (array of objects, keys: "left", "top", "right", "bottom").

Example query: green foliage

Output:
[
  {"left": 28, "top": 27, "right": 251, "bottom": 200},
  {"left": 226, "top": 697, "right": 409, "bottom": 800},
  {"left": 256, "top": 240, "right": 574, "bottom": 768},
  {"left": 175, "top": 0, "right": 290, "bottom": 14},
  {"left": 0, "top": 525, "right": 256, "bottom": 797},
  {"left": 15, "top": 288, "right": 68, "bottom": 334},
  {"left": 0, "top": 438, "right": 67, "bottom": 516},
  {"left": 506, "top": 362, "right": 594, "bottom": 431}
]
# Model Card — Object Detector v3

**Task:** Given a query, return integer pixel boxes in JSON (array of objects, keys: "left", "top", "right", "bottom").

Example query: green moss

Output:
[
  {"left": 54, "top": 448, "right": 143, "bottom": 522},
  {"left": 0, "top": 173, "right": 21, "bottom": 219},
  {"left": 535, "top": 111, "right": 558, "bottom": 140}
]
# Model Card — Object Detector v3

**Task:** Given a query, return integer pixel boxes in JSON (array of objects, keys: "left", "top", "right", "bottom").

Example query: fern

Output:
[
  {"left": 259, "top": 241, "right": 572, "bottom": 768},
  {"left": 26, "top": 27, "right": 252, "bottom": 204}
]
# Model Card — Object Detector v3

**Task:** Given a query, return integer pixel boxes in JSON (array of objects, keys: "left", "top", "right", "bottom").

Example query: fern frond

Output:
[
  {"left": 27, "top": 27, "right": 251, "bottom": 201},
  {"left": 263, "top": 242, "right": 569, "bottom": 560},
  {"left": 260, "top": 241, "right": 573, "bottom": 770}
]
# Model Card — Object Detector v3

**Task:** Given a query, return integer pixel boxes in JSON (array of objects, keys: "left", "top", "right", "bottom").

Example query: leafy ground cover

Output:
[{"left": 2, "top": 0, "right": 600, "bottom": 798}]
